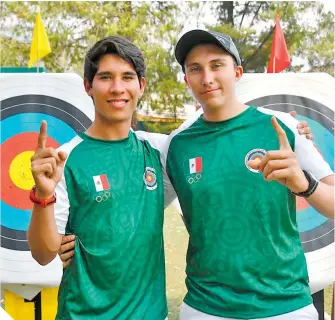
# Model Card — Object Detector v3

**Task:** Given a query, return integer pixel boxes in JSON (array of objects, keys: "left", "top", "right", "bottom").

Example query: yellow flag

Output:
[{"left": 28, "top": 11, "right": 51, "bottom": 68}]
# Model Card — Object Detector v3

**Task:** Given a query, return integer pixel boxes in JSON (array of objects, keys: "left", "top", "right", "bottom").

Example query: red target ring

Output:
[{"left": 1, "top": 132, "right": 59, "bottom": 209}]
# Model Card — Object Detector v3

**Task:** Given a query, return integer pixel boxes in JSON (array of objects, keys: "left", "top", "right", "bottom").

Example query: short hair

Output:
[{"left": 84, "top": 35, "right": 146, "bottom": 86}]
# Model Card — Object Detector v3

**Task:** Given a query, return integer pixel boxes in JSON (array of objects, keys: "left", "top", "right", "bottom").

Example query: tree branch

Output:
[
  {"left": 249, "top": 2, "right": 263, "bottom": 29},
  {"left": 239, "top": 1, "right": 250, "bottom": 29},
  {"left": 242, "top": 26, "right": 274, "bottom": 68}
]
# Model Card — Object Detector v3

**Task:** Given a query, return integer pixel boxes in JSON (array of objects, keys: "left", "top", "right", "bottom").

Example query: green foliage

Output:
[
  {"left": 139, "top": 121, "right": 182, "bottom": 134},
  {"left": 0, "top": 1, "right": 191, "bottom": 117},
  {"left": 1, "top": 1, "right": 333, "bottom": 124},
  {"left": 210, "top": 1, "right": 334, "bottom": 74}
]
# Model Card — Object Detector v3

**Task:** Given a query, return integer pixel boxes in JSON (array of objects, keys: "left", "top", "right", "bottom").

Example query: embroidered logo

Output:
[
  {"left": 187, "top": 157, "right": 203, "bottom": 184},
  {"left": 93, "top": 174, "right": 110, "bottom": 192},
  {"left": 245, "top": 148, "right": 266, "bottom": 173},
  {"left": 143, "top": 167, "right": 157, "bottom": 190}
]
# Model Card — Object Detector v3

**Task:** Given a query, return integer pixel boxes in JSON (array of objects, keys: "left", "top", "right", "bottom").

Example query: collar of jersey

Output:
[
  {"left": 79, "top": 131, "right": 133, "bottom": 145},
  {"left": 198, "top": 105, "right": 255, "bottom": 129}
]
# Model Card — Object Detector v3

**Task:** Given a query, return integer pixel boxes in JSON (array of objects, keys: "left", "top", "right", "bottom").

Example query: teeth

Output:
[{"left": 108, "top": 100, "right": 127, "bottom": 107}]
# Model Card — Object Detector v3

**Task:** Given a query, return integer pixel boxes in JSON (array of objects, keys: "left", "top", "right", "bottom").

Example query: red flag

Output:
[{"left": 267, "top": 15, "right": 290, "bottom": 73}]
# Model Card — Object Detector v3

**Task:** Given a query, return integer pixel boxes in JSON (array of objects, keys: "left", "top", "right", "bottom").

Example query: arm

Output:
[
  {"left": 304, "top": 175, "right": 334, "bottom": 219},
  {"left": 28, "top": 203, "right": 62, "bottom": 265},
  {"left": 27, "top": 121, "right": 67, "bottom": 265}
]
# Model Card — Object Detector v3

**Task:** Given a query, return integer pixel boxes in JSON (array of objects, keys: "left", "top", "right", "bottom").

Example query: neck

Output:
[
  {"left": 202, "top": 97, "right": 247, "bottom": 122},
  {"left": 86, "top": 115, "right": 131, "bottom": 141}
]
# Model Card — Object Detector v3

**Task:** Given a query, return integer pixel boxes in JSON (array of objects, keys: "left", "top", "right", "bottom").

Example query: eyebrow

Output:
[
  {"left": 96, "top": 70, "right": 137, "bottom": 77},
  {"left": 186, "top": 58, "right": 228, "bottom": 69}
]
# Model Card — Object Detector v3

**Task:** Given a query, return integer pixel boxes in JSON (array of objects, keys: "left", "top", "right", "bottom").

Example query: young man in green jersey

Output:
[
  {"left": 163, "top": 29, "right": 334, "bottom": 320},
  {"left": 27, "top": 36, "right": 175, "bottom": 320}
]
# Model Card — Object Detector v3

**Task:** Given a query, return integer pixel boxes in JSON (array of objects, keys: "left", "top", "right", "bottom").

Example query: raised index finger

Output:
[
  {"left": 36, "top": 120, "right": 48, "bottom": 150},
  {"left": 271, "top": 116, "right": 292, "bottom": 150}
]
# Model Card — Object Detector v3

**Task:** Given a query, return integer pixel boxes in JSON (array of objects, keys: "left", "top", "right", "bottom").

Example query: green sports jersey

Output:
[
  {"left": 164, "top": 106, "right": 332, "bottom": 318},
  {"left": 54, "top": 131, "right": 168, "bottom": 320}
]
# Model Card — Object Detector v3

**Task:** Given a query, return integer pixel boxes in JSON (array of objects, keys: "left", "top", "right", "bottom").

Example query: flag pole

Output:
[{"left": 273, "top": 13, "right": 277, "bottom": 73}]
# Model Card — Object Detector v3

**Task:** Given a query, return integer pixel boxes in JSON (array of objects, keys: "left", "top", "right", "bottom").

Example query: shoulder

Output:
[
  {"left": 57, "top": 135, "right": 84, "bottom": 154},
  {"left": 134, "top": 131, "right": 168, "bottom": 154},
  {"left": 256, "top": 107, "right": 298, "bottom": 133},
  {"left": 56, "top": 135, "right": 84, "bottom": 167}
]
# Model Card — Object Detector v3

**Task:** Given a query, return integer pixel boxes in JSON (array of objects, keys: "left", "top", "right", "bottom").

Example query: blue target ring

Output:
[{"left": 1, "top": 113, "right": 77, "bottom": 144}]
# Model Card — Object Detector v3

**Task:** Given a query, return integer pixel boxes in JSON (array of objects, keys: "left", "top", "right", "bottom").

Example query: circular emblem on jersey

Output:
[
  {"left": 244, "top": 148, "right": 266, "bottom": 173},
  {"left": 143, "top": 167, "right": 157, "bottom": 190}
]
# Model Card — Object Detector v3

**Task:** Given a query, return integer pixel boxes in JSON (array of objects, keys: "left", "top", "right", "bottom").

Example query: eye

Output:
[
  {"left": 100, "top": 75, "right": 111, "bottom": 80},
  {"left": 190, "top": 67, "right": 201, "bottom": 72},
  {"left": 123, "top": 75, "right": 135, "bottom": 81},
  {"left": 212, "top": 63, "right": 223, "bottom": 69}
]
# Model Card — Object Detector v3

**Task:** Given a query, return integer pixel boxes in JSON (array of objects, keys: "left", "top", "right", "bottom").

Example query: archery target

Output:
[
  {"left": 0, "top": 73, "right": 94, "bottom": 286},
  {"left": 236, "top": 73, "right": 335, "bottom": 294}
]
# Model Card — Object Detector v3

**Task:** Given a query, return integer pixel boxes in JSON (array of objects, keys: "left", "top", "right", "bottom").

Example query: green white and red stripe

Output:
[
  {"left": 189, "top": 157, "right": 202, "bottom": 174},
  {"left": 93, "top": 174, "right": 110, "bottom": 192}
]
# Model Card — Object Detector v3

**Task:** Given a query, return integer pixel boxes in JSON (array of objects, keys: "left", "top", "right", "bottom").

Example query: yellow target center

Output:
[{"left": 9, "top": 151, "right": 35, "bottom": 190}]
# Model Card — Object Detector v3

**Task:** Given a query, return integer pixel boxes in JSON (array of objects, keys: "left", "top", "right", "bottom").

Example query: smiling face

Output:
[
  {"left": 184, "top": 43, "right": 243, "bottom": 113},
  {"left": 84, "top": 53, "right": 146, "bottom": 124}
]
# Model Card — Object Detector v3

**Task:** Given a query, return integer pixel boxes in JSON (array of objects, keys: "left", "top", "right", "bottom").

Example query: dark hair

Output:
[{"left": 84, "top": 35, "right": 146, "bottom": 86}]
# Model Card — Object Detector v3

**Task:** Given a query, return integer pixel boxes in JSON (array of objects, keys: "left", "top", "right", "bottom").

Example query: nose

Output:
[
  {"left": 201, "top": 69, "right": 214, "bottom": 87},
  {"left": 109, "top": 78, "right": 125, "bottom": 95}
]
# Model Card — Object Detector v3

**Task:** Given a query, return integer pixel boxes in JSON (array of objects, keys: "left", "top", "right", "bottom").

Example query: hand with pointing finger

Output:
[
  {"left": 31, "top": 121, "right": 67, "bottom": 199},
  {"left": 248, "top": 116, "right": 309, "bottom": 194}
]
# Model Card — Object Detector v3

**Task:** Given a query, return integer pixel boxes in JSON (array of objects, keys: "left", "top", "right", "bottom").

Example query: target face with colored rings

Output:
[
  {"left": 0, "top": 73, "right": 95, "bottom": 287},
  {"left": 1, "top": 94, "right": 92, "bottom": 252}
]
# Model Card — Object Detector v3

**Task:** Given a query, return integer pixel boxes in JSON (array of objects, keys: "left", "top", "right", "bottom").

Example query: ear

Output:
[
  {"left": 235, "top": 66, "right": 243, "bottom": 82},
  {"left": 84, "top": 78, "right": 92, "bottom": 96},
  {"left": 139, "top": 77, "right": 146, "bottom": 96},
  {"left": 184, "top": 75, "right": 190, "bottom": 88}
]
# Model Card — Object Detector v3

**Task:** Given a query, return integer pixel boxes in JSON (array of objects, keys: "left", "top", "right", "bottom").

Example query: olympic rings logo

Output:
[
  {"left": 94, "top": 191, "right": 111, "bottom": 203},
  {"left": 187, "top": 173, "right": 202, "bottom": 184}
]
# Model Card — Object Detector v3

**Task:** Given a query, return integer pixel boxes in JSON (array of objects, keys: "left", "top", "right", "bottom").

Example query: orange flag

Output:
[{"left": 267, "top": 15, "right": 290, "bottom": 73}]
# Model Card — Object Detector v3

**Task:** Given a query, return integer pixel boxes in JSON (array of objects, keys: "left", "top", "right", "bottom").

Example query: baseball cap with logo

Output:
[{"left": 175, "top": 29, "right": 242, "bottom": 72}]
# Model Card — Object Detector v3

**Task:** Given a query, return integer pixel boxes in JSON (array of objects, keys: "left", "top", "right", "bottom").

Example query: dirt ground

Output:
[{"left": 163, "top": 205, "right": 333, "bottom": 320}]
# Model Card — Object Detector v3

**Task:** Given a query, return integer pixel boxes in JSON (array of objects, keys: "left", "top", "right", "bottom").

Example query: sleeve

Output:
[
  {"left": 135, "top": 131, "right": 177, "bottom": 208},
  {"left": 259, "top": 108, "right": 334, "bottom": 180},
  {"left": 54, "top": 171, "right": 69, "bottom": 235},
  {"left": 54, "top": 145, "right": 71, "bottom": 235}
]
